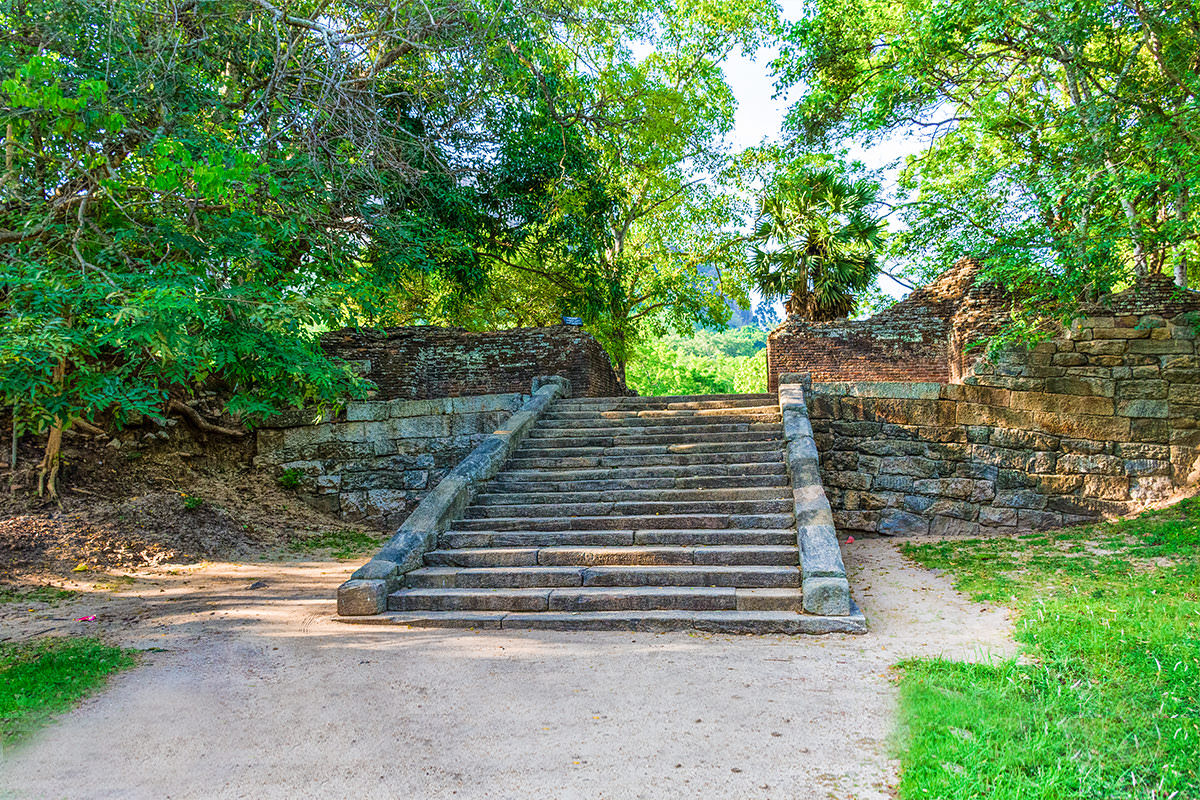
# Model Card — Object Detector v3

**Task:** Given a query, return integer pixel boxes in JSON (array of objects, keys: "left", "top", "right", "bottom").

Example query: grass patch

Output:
[
  {"left": 1, "top": 637, "right": 137, "bottom": 746},
  {"left": 0, "top": 584, "right": 78, "bottom": 605},
  {"left": 288, "top": 529, "right": 384, "bottom": 560},
  {"left": 897, "top": 497, "right": 1200, "bottom": 798}
]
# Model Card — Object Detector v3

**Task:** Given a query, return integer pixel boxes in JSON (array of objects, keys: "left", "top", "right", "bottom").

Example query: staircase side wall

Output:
[
  {"left": 255, "top": 393, "right": 526, "bottom": 530},
  {"left": 809, "top": 309, "right": 1200, "bottom": 536}
]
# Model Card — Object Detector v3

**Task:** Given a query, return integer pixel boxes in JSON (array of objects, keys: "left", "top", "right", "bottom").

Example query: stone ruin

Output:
[{"left": 768, "top": 262, "right": 1200, "bottom": 536}]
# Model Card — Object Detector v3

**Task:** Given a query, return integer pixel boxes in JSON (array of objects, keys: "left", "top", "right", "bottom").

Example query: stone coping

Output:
[
  {"left": 337, "top": 376, "right": 571, "bottom": 616},
  {"left": 810, "top": 381, "right": 944, "bottom": 400},
  {"left": 778, "top": 373, "right": 854, "bottom": 617}
]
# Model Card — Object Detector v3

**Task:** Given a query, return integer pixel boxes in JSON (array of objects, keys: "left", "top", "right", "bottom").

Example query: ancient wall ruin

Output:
[
  {"left": 255, "top": 393, "right": 526, "bottom": 529},
  {"left": 322, "top": 324, "right": 623, "bottom": 400},
  {"left": 809, "top": 277, "right": 1200, "bottom": 535},
  {"left": 766, "top": 259, "right": 1010, "bottom": 390}
]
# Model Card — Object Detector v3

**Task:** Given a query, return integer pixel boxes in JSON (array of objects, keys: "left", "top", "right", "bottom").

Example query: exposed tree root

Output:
[{"left": 168, "top": 400, "right": 246, "bottom": 438}]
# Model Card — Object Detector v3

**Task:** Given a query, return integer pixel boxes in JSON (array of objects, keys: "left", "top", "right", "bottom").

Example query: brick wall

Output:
[
  {"left": 807, "top": 279, "right": 1200, "bottom": 535},
  {"left": 255, "top": 393, "right": 526, "bottom": 529},
  {"left": 767, "top": 259, "right": 1010, "bottom": 391},
  {"left": 322, "top": 325, "right": 623, "bottom": 400}
]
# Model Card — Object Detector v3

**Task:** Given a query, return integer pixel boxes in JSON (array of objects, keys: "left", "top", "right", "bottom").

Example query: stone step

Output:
[
  {"left": 495, "top": 462, "right": 788, "bottom": 483},
  {"left": 513, "top": 440, "right": 784, "bottom": 460},
  {"left": 489, "top": 474, "right": 791, "bottom": 493},
  {"left": 452, "top": 513, "right": 794, "bottom": 531},
  {"left": 464, "top": 499, "right": 792, "bottom": 520},
  {"left": 424, "top": 544, "right": 799, "bottom": 568},
  {"left": 475, "top": 487, "right": 788, "bottom": 506},
  {"left": 357, "top": 608, "right": 866, "bottom": 634},
  {"left": 537, "top": 412, "right": 781, "bottom": 428},
  {"left": 503, "top": 450, "right": 785, "bottom": 470},
  {"left": 404, "top": 564, "right": 800, "bottom": 589},
  {"left": 531, "top": 420, "right": 782, "bottom": 435},
  {"left": 439, "top": 529, "right": 797, "bottom": 549},
  {"left": 553, "top": 394, "right": 777, "bottom": 411},
  {"left": 522, "top": 430, "right": 784, "bottom": 448},
  {"left": 389, "top": 585, "right": 801, "bottom": 613}
]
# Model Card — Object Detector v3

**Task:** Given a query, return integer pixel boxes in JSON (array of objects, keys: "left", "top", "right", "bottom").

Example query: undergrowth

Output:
[
  {"left": 288, "top": 529, "right": 383, "bottom": 560},
  {"left": 0, "top": 637, "right": 136, "bottom": 746},
  {"left": 897, "top": 496, "right": 1200, "bottom": 798},
  {"left": 0, "top": 584, "right": 78, "bottom": 605}
]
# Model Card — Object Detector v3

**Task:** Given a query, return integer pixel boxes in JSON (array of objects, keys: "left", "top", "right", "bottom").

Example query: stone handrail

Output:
[
  {"left": 778, "top": 372, "right": 852, "bottom": 616},
  {"left": 336, "top": 376, "right": 571, "bottom": 615}
]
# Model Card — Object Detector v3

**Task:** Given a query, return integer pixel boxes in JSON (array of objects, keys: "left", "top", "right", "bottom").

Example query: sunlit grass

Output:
[
  {"left": 288, "top": 529, "right": 384, "bottom": 560},
  {"left": 898, "top": 496, "right": 1200, "bottom": 798},
  {"left": 1, "top": 637, "right": 136, "bottom": 746}
]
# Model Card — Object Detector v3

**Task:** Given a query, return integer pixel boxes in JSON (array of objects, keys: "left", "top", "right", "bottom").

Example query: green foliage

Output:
[
  {"left": 626, "top": 328, "right": 768, "bottom": 395},
  {"left": 0, "top": 584, "right": 77, "bottom": 605},
  {"left": 745, "top": 165, "right": 886, "bottom": 320},
  {"left": 1, "top": 637, "right": 136, "bottom": 745},
  {"left": 181, "top": 494, "right": 203, "bottom": 511},
  {"left": 897, "top": 497, "right": 1200, "bottom": 798},
  {"left": 776, "top": 0, "right": 1200, "bottom": 329},
  {"left": 276, "top": 469, "right": 304, "bottom": 493},
  {"left": 288, "top": 529, "right": 384, "bottom": 560}
]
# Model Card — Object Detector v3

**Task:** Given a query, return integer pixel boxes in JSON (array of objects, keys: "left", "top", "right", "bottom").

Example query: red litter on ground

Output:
[
  {"left": 846, "top": 536, "right": 855, "bottom": 544},
  {"left": 74, "top": 615, "right": 97, "bottom": 622}
]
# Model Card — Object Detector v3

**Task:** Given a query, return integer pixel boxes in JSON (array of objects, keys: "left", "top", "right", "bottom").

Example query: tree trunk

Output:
[
  {"left": 1177, "top": 186, "right": 1190, "bottom": 289},
  {"left": 36, "top": 358, "right": 67, "bottom": 501}
]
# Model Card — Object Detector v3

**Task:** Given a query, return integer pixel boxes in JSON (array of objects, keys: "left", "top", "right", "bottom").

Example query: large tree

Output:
[
  {"left": 0, "top": 0, "right": 627, "bottom": 495},
  {"left": 775, "top": 0, "right": 1200, "bottom": 317}
]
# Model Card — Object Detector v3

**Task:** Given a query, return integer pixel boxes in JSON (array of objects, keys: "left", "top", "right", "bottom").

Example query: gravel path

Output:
[{"left": 0, "top": 537, "right": 1014, "bottom": 799}]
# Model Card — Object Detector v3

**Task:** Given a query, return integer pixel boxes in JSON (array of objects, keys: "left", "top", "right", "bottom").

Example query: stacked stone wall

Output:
[
  {"left": 322, "top": 325, "right": 623, "bottom": 400},
  {"left": 255, "top": 393, "right": 526, "bottom": 529},
  {"left": 810, "top": 303, "right": 1200, "bottom": 536}
]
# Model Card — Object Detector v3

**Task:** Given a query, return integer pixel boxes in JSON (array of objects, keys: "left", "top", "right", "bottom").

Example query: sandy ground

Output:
[{"left": 0, "top": 537, "right": 1015, "bottom": 800}]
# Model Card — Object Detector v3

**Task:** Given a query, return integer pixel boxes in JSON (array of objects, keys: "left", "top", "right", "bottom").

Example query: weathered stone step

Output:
[
  {"left": 439, "top": 528, "right": 797, "bottom": 549},
  {"left": 424, "top": 544, "right": 799, "bottom": 567},
  {"left": 495, "top": 462, "right": 788, "bottom": 483},
  {"left": 538, "top": 412, "right": 781, "bottom": 428},
  {"left": 389, "top": 585, "right": 799, "bottom": 612},
  {"left": 404, "top": 564, "right": 800, "bottom": 589},
  {"left": 523, "top": 430, "right": 783, "bottom": 448},
  {"left": 553, "top": 394, "right": 776, "bottom": 411},
  {"left": 357, "top": 608, "right": 866, "bottom": 634},
  {"left": 490, "top": 474, "right": 791, "bottom": 493},
  {"left": 453, "top": 513, "right": 794, "bottom": 531},
  {"left": 503, "top": 450, "right": 785, "bottom": 470},
  {"left": 475, "top": 487, "right": 788, "bottom": 505},
  {"left": 513, "top": 440, "right": 784, "bottom": 460},
  {"left": 464, "top": 498, "right": 792, "bottom": 519}
]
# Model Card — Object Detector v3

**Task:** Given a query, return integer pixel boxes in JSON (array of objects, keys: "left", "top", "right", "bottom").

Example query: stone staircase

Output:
[{"left": 378, "top": 393, "right": 855, "bottom": 633}]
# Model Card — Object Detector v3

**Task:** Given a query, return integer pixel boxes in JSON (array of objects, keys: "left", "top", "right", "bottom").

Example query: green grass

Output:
[
  {"left": 1, "top": 637, "right": 136, "bottom": 746},
  {"left": 897, "top": 496, "right": 1200, "bottom": 799},
  {"left": 288, "top": 529, "right": 384, "bottom": 560},
  {"left": 0, "top": 584, "right": 78, "bottom": 605}
]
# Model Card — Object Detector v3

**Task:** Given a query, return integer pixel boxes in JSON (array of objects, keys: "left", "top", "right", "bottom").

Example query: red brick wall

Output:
[
  {"left": 321, "top": 325, "right": 624, "bottom": 400},
  {"left": 767, "top": 259, "right": 1010, "bottom": 390}
]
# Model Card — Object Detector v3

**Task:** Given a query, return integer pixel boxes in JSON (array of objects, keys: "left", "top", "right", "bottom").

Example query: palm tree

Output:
[{"left": 748, "top": 169, "right": 886, "bottom": 320}]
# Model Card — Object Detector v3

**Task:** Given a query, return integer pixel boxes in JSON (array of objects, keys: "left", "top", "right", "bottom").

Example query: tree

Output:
[
  {"left": 0, "top": 0, "right": 624, "bottom": 496},
  {"left": 775, "top": 0, "right": 1200, "bottom": 322},
  {"left": 746, "top": 168, "right": 885, "bottom": 320}
]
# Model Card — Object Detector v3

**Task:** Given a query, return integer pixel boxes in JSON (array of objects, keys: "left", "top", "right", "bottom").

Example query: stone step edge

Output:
[{"left": 334, "top": 605, "right": 867, "bottom": 635}]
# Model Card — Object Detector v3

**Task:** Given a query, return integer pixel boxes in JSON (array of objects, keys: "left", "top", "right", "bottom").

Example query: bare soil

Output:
[
  {"left": 0, "top": 422, "right": 375, "bottom": 578},
  {"left": 0, "top": 535, "right": 1015, "bottom": 800}
]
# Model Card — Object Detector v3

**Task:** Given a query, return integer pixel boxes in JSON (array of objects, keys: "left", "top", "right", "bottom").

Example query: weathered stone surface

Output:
[{"left": 337, "top": 579, "right": 388, "bottom": 616}]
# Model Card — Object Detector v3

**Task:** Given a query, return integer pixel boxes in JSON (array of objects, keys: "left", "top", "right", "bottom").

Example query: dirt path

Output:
[{"left": 0, "top": 538, "right": 1014, "bottom": 800}]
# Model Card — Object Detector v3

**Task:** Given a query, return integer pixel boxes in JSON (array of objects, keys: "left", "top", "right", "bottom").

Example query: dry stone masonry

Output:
[
  {"left": 808, "top": 276, "right": 1200, "bottom": 536},
  {"left": 256, "top": 393, "right": 526, "bottom": 529}
]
